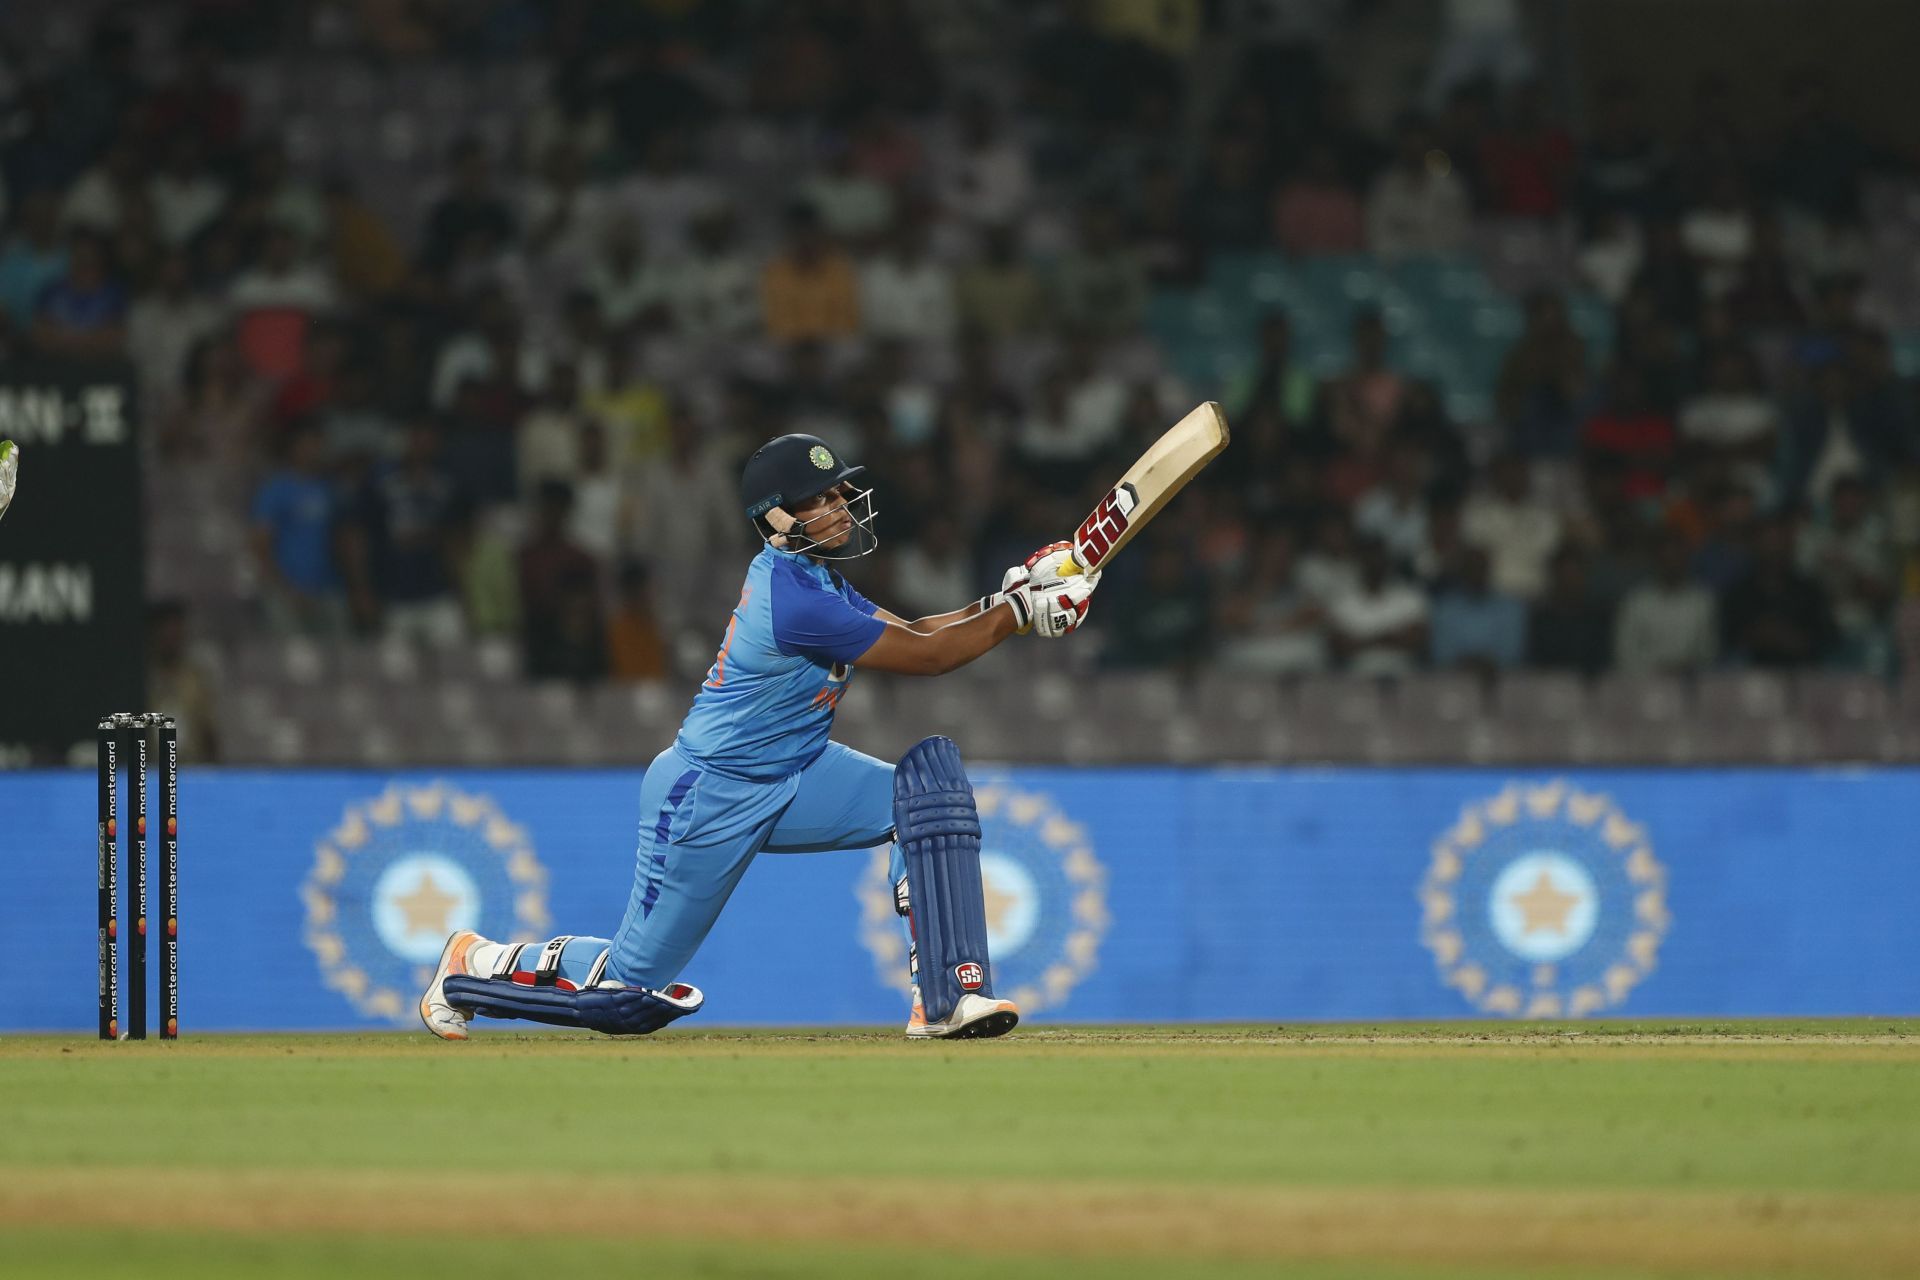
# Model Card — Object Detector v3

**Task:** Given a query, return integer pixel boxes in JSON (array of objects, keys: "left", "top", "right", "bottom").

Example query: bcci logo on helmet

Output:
[
  {"left": 1420, "top": 780, "right": 1671, "bottom": 1018},
  {"left": 858, "top": 780, "right": 1108, "bottom": 1015},
  {"left": 809, "top": 445, "right": 834, "bottom": 470},
  {"left": 301, "top": 782, "right": 550, "bottom": 1024}
]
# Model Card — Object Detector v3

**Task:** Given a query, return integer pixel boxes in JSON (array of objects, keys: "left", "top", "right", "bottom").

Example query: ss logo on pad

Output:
[{"left": 955, "top": 962, "right": 984, "bottom": 991}]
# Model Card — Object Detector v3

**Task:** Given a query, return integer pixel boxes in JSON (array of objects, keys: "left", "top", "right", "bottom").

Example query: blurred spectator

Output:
[
  {"left": 228, "top": 223, "right": 337, "bottom": 359},
  {"left": 447, "top": 500, "right": 518, "bottom": 639},
  {"left": 762, "top": 203, "right": 859, "bottom": 342},
  {"left": 1050, "top": 206, "right": 1147, "bottom": 339},
  {"left": 61, "top": 137, "right": 146, "bottom": 235},
  {"left": 1527, "top": 548, "right": 1611, "bottom": 675},
  {"left": 1430, "top": 546, "right": 1526, "bottom": 674},
  {"left": 0, "top": 190, "right": 69, "bottom": 330},
  {"left": 1327, "top": 536, "right": 1429, "bottom": 677},
  {"left": 1678, "top": 169, "right": 1754, "bottom": 298},
  {"left": 148, "top": 135, "right": 226, "bottom": 248},
  {"left": 522, "top": 142, "right": 610, "bottom": 273},
  {"left": 127, "top": 250, "right": 221, "bottom": 419},
  {"left": 606, "top": 562, "right": 670, "bottom": 682},
  {"left": 1321, "top": 309, "right": 1404, "bottom": 458},
  {"left": 346, "top": 423, "right": 465, "bottom": 648},
  {"left": 585, "top": 217, "right": 671, "bottom": 333},
  {"left": 568, "top": 422, "right": 623, "bottom": 566},
  {"left": 1365, "top": 113, "right": 1470, "bottom": 258},
  {"left": 247, "top": 142, "right": 325, "bottom": 248},
  {"left": 1576, "top": 209, "right": 1643, "bottom": 305},
  {"left": 619, "top": 130, "right": 720, "bottom": 259},
  {"left": 860, "top": 216, "right": 957, "bottom": 343},
  {"left": 1579, "top": 364, "right": 1675, "bottom": 502},
  {"left": 1461, "top": 454, "right": 1561, "bottom": 600},
  {"left": 957, "top": 225, "right": 1047, "bottom": 338},
  {"left": 160, "top": 333, "right": 266, "bottom": 461},
  {"left": 1688, "top": 482, "right": 1760, "bottom": 594},
  {"left": 1779, "top": 362, "right": 1910, "bottom": 507},
  {"left": 1497, "top": 290, "right": 1587, "bottom": 455},
  {"left": 520, "top": 480, "right": 605, "bottom": 680},
  {"left": 932, "top": 96, "right": 1032, "bottom": 229},
  {"left": 1478, "top": 81, "right": 1573, "bottom": 220},
  {"left": 1013, "top": 339, "right": 1128, "bottom": 479},
  {"left": 1227, "top": 312, "right": 1317, "bottom": 431},
  {"left": 1354, "top": 443, "right": 1431, "bottom": 571},
  {"left": 517, "top": 363, "right": 586, "bottom": 494},
  {"left": 1105, "top": 543, "right": 1209, "bottom": 671},
  {"left": 32, "top": 229, "right": 127, "bottom": 358},
  {"left": 250, "top": 421, "right": 347, "bottom": 636},
  {"left": 1216, "top": 529, "right": 1329, "bottom": 675},
  {"left": 800, "top": 139, "right": 895, "bottom": 245},
  {"left": 1797, "top": 477, "right": 1897, "bottom": 671},
  {"left": 1722, "top": 518, "right": 1835, "bottom": 668},
  {"left": 323, "top": 176, "right": 407, "bottom": 300},
  {"left": 1614, "top": 533, "right": 1716, "bottom": 674},
  {"left": 628, "top": 406, "right": 747, "bottom": 627},
  {"left": 146, "top": 599, "right": 218, "bottom": 764},
  {"left": 1678, "top": 347, "right": 1780, "bottom": 502},
  {"left": 1272, "top": 141, "right": 1363, "bottom": 256},
  {"left": 890, "top": 521, "right": 975, "bottom": 620},
  {"left": 422, "top": 136, "right": 515, "bottom": 275},
  {"left": 671, "top": 207, "right": 759, "bottom": 340}
]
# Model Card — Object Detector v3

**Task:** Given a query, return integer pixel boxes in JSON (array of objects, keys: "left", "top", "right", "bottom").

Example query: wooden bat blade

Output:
[{"left": 1069, "top": 402, "right": 1229, "bottom": 573}]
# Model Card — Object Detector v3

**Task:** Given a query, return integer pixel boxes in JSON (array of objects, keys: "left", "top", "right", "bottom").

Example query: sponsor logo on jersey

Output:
[
  {"left": 859, "top": 780, "right": 1108, "bottom": 1015},
  {"left": 1420, "top": 780, "right": 1670, "bottom": 1018},
  {"left": 302, "top": 781, "right": 550, "bottom": 1025}
]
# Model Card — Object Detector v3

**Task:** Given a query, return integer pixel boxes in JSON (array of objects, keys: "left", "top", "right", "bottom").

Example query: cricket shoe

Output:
[
  {"left": 907, "top": 992, "right": 1020, "bottom": 1039},
  {"left": 420, "top": 929, "right": 484, "bottom": 1040}
]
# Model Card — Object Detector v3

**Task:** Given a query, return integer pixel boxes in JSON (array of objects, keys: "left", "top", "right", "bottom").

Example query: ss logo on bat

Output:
[{"left": 1075, "top": 483, "right": 1138, "bottom": 569}]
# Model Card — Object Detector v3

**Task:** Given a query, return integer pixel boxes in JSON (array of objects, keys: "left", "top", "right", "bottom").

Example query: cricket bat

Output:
[{"left": 1063, "top": 402, "right": 1229, "bottom": 576}]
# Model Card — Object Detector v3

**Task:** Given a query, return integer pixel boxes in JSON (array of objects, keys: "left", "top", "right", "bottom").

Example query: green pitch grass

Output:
[{"left": 2, "top": 1021, "right": 1917, "bottom": 1279}]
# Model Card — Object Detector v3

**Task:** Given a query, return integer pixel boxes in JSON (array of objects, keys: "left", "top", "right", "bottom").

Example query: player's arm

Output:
[
  {"left": 873, "top": 603, "right": 991, "bottom": 634},
  {"left": 857, "top": 603, "right": 1022, "bottom": 676}
]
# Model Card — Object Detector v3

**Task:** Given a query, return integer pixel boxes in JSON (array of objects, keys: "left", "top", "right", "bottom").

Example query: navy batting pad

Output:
[
  {"left": 894, "top": 736, "right": 993, "bottom": 1022},
  {"left": 443, "top": 976, "right": 703, "bottom": 1035}
]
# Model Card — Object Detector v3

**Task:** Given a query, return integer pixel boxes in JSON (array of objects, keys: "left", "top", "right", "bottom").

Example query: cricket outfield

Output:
[{"left": 2, "top": 1021, "right": 1916, "bottom": 1279}]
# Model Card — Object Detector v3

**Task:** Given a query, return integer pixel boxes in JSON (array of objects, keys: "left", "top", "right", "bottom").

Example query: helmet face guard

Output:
[{"left": 755, "top": 481, "right": 880, "bottom": 560}]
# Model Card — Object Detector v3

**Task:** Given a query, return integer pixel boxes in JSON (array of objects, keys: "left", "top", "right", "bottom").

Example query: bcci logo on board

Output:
[
  {"left": 302, "top": 782, "right": 549, "bottom": 1024},
  {"left": 857, "top": 782, "right": 1108, "bottom": 1014},
  {"left": 1420, "top": 780, "right": 1671, "bottom": 1018}
]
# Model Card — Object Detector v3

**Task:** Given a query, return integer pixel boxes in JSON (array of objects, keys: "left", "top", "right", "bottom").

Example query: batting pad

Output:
[
  {"left": 443, "top": 975, "right": 703, "bottom": 1035},
  {"left": 894, "top": 736, "right": 994, "bottom": 1022}
]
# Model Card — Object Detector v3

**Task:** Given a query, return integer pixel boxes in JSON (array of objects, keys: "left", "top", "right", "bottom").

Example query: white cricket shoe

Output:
[
  {"left": 419, "top": 929, "right": 484, "bottom": 1041},
  {"left": 906, "top": 992, "right": 1020, "bottom": 1040}
]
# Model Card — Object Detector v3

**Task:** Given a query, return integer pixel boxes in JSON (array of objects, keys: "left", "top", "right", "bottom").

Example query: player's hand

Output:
[
  {"left": 979, "top": 545, "right": 1063, "bottom": 634},
  {"left": 1013, "top": 559, "right": 1101, "bottom": 639}
]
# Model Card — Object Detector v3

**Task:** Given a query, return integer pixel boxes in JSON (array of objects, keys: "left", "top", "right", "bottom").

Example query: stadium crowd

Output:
[{"left": 5, "top": 0, "right": 1920, "bottom": 751}]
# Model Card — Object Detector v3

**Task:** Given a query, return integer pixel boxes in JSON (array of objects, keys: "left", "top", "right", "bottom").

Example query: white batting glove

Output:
[
  {"left": 1025, "top": 567, "right": 1100, "bottom": 638},
  {"left": 979, "top": 561, "right": 1036, "bottom": 633}
]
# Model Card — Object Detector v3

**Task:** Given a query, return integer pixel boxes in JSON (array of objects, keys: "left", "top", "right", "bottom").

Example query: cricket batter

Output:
[{"left": 421, "top": 433, "right": 1100, "bottom": 1039}]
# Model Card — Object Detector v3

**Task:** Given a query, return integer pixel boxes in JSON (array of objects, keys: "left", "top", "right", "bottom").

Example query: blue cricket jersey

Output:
[{"left": 674, "top": 545, "right": 887, "bottom": 780}]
